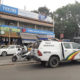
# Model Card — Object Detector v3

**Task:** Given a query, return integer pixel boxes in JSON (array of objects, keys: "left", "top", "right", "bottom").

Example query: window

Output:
[
  {"left": 72, "top": 43, "right": 80, "bottom": 49},
  {"left": 33, "top": 41, "right": 41, "bottom": 49},
  {"left": 9, "top": 46, "right": 15, "bottom": 49},
  {"left": 16, "top": 46, "right": 21, "bottom": 48},
  {"left": 63, "top": 43, "right": 71, "bottom": 49}
]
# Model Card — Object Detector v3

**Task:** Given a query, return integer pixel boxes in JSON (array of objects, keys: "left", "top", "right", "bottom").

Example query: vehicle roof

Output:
[
  {"left": 41, "top": 40, "right": 76, "bottom": 44},
  {"left": 9, "top": 45, "right": 20, "bottom": 46},
  {"left": 62, "top": 42, "right": 76, "bottom": 43}
]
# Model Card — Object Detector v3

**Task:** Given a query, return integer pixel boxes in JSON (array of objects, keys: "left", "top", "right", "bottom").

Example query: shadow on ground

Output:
[{"left": 15, "top": 61, "right": 80, "bottom": 72}]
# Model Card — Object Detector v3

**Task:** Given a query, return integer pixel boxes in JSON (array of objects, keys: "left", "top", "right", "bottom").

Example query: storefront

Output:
[
  {"left": 0, "top": 4, "right": 54, "bottom": 45},
  {"left": 0, "top": 25, "right": 21, "bottom": 45},
  {"left": 21, "top": 27, "right": 54, "bottom": 44},
  {"left": 0, "top": 25, "right": 55, "bottom": 45}
]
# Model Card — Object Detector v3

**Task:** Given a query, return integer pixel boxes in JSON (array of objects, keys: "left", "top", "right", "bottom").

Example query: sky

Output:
[{"left": 1, "top": 0, "right": 80, "bottom": 12}]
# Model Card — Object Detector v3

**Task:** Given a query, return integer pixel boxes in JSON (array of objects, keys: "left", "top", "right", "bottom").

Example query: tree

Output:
[
  {"left": 53, "top": 2, "right": 80, "bottom": 40},
  {"left": 38, "top": 6, "right": 50, "bottom": 16},
  {"left": 32, "top": 6, "right": 53, "bottom": 18},
  {"left": 31, "top": 10, "right": 38, "bottom": 13}
]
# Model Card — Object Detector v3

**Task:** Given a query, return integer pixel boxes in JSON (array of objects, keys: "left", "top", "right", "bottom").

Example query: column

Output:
[
  {"left": 17, "top": 21, "right": 20, "bottom": 27},
  {"left": 35, "top": 25, "right": 37, "bottom": 29}
]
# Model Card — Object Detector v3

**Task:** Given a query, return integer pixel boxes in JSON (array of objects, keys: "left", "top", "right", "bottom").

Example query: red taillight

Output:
[{"left": 37, "top": 50, "right": 42, "bottom": 56}]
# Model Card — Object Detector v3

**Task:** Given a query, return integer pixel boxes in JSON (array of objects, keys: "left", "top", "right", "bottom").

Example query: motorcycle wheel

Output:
[{"left": 12, "top": 56, "right": 17, "bottom": 62}]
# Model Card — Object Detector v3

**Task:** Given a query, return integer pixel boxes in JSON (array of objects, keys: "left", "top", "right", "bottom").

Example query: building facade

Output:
[{"left": 0, "top": 4, "right": 54, "bottom": 45}]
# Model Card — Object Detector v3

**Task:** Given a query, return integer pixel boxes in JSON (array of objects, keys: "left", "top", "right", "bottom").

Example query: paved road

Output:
[
  {"left": 0, "top": 62, "right": 80, "bottom": 80},
  {"left": 0, "top": 56, "right": 12, "bottom": 60}
]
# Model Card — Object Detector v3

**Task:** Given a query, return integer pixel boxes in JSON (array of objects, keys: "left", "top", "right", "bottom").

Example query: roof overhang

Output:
[{"left": 0, "top": 12, "right": 53, "bottom": 27}]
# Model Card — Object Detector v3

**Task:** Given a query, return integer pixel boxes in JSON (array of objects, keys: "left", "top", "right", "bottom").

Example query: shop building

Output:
[{"left": 0, "top": 4, "right": 54, "bottom": 45}]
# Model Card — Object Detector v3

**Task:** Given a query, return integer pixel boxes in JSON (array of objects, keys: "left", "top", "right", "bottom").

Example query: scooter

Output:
[{"left": 12, "top": 48, "right": 31, "bottom": 62}]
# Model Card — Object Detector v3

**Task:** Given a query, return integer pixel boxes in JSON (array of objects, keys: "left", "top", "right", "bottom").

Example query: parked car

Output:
[{"left": 0, "top": 45, "right": 21, "bottom": 56}]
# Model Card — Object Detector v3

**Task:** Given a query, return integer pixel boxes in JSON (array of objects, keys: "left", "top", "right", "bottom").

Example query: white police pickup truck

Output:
[{"left": 32, "top": 41, "right": 80, "bottom": 68}]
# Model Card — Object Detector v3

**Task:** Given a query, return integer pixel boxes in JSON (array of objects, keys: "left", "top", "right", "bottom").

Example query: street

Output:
[
  {"left": 0, "top": 56, "right": 12, "bottom": 60},
  {"left": 0, "top": 60, "right": 80, "bottom": 80}
]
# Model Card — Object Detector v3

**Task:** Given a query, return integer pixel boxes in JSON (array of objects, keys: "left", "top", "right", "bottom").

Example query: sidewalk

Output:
[{"left": 0, "top": 59, "right": 38, "bottom": 66}]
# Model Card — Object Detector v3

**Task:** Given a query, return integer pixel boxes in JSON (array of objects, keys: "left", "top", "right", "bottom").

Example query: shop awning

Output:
[
  {"left": 20, "top": 33, "right": 37, "bottom": 40},
  {"left": 20, "top": 33, "right": 54, "bottom": 43}
]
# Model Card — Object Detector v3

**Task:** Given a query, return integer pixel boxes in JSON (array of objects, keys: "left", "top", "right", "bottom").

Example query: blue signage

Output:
[
  {"left": 0, "top": 25, "right": 54, "bottom": 35},
  {"left": 26, "top": 28, "right": 54, "bottom": 35},
  {"left": 39, "top": 14, "right": 47, "bottom": 20},
  {"left": 0, "top": 4, "right": 18, "bottom": 15},
  {"left": 0, "top": 25, "right": 19, "bottom": 29}
]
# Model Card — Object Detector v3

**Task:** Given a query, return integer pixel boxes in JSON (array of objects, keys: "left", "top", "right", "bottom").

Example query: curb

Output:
[
  {"left": 0, "top": 60, "right": 38, "bottom": 66},
  {"left": 0, "top": 60, "right": 14, "bottom": 66},
  {"left": 0, "top": 63, "right": 14, "bottom": 66}
]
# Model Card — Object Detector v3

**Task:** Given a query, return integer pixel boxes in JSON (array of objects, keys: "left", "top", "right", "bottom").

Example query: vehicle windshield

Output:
[
  {"left": 2, "top": 45, "right": 15, "bottom": 48},
  {"left": 0, "top": 46, "right": 6, "bottom": 48},
  {"left": 1, "top": 46, "right": 9, "bottom": 48}
]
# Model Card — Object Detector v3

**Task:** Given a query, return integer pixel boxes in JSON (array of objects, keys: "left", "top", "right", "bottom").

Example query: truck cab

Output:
[{"left": 32, "top": 40, "right": 80, "bottom": 68}]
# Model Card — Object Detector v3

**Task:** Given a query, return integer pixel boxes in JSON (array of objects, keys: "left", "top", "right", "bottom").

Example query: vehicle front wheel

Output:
[
  {"left": 49, "top": 56, "right": 59, "bottom": 68},
  {"left": 12, "top": 56, "right": 17, "bottom": 62},
  {"left": 1, "top": 51, "right": 7, "bottom": 56}
]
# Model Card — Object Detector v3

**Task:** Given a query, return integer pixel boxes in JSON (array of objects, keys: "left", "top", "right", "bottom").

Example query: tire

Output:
[
  {"left": 1, "top": 51, "right": 7, "bottom": 56},
  {"left": 12, "top": 56, "right": 17, "bottom": 62},
  {"left": 48, "top": 56, "right": 59, "bottom": 68}
]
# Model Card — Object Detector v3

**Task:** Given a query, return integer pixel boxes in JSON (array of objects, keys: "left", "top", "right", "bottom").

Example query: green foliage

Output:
[
  {"left": 54, "top": 2, "right": 80, "bottom": 39},
  {"left": 38, "top": 6, "right": 50, "bottom": 15},
  {"left": 32, "top": 6, "right": 53, "bottom": 18},
  {"left": 31, "top": 10, "right": 38, "bottom": 13}
]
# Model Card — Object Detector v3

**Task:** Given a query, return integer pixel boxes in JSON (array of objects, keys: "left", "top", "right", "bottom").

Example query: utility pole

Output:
[
  {"left": 53, "top": 15, "right": 55, "bottom": 38},
  {"left": 9, "top": 28, "right": 12, "bottom": 45}
]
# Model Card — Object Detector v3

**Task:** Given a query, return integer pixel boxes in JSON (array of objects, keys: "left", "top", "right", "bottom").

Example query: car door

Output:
[
  {"left": 62, "top": 42, "right": 73, "bottom": 61},
  {"left": 71, "top": 42, "right": 80, "bottom": 60},
  {"left": 8, "top": 46, "right": 16, "bottom": 54}
]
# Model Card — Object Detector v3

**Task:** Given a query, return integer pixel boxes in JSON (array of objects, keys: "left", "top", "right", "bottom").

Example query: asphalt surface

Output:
[
  {"left": 0, "top": 61, "right": 80, "bottom": 80},
  {"left": 0, "top": 56, "right": 12, "bottom": 60},
  {"left": 0, "top": 55, "right": 37, "bottom": 66}
]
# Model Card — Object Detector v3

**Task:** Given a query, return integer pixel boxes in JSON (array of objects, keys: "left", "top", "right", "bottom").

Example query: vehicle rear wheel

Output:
[
  {"left": 49, "top": 56, "right": 59, "bottom": 68},
  {"left": 12, "top": 56, "right": 17, "bottom": 62},
  {"left": 2, "top": 51, "right": 7, "bottom": 56}
]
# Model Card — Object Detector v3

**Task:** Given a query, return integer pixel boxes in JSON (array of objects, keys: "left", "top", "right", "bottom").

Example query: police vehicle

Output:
[{"left": 32, "top": 40, "right": 80, "bottom": 68}]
